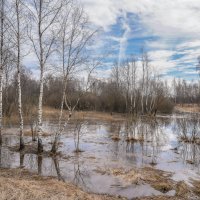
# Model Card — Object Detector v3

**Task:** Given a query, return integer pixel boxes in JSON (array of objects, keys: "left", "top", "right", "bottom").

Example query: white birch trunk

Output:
[
  {"left": 37, "top": 67, "right": 44, "bottom": 153},
  {"left": 0, "top": 70, "right": 2, "bottom": 145},
  {"left": 51, "top": 34, "right": 67, "bottom": 153},
  {"left": 17, "top": 58, "right": 24, "bottom": 150},
  {"left": 37, "top": 0, "right": 44, "bottom": 153},
  {"left": 0, "top": 0, "right": 4, "bottom": 145},
  {"left": 16, "top": 0, "right": 24, "bottom": 150}
]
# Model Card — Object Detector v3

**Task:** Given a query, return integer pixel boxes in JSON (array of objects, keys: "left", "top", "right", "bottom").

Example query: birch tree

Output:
[
  {"left": 51, "top": 4, "right": 97, "bottom": 153},
  {"left": 27, "top": 0, "right": 63, "bottom": 153},
  {"left": 3, "top": 54, "right": 15, "bottom": 117},
  {"left": 16, "top": 0, "right": 24, "bottom": 150},
  {"left": 141, "top": 51, "right": 145, "bottom": 114},
  {"left": 121, "top": 60, "right": 130, "bottom": 113},
  {"left": 0, "top": 0, "right": 4, "bottom": 145},
  {"left": 0, "top": 0, "right": 9, "bottom": 144},
  {"left": 144, "top": 54, "right": 151, "bottom": 113},
  {"left": 140, "top": 51, "right": 150, "bottom": 114},
  {"left": 129, "top": 56, "right": 137, "bottom": 115},
  {"left": 8, "top": 0, "right": 26, "bottom": 150},
  {"left": 51, "top": 61, "right": 98, "bottom": 153},
  {"left": 0, "top": 0, "right": 13, "bottom": 144}
]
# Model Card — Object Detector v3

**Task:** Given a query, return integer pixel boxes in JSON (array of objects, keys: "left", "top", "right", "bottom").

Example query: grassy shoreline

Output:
[
  {"left": 0, "top": 168, "right": 124, "bottom": 200},
  {"left": 0, "top": 165, "right": 199, "bottom": 200}
]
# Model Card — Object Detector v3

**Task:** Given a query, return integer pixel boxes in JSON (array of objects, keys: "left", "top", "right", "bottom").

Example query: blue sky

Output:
[{"left": 81, "top": 0, "right": 200, "bottom": 82}]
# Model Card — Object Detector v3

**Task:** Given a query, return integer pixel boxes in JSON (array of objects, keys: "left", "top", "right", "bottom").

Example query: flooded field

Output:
[{"left": 0, "top": 114, "right": 200, "bottom": 199}]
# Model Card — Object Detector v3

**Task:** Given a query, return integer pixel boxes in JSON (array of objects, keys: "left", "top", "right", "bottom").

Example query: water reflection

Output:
[
  {"left": 0, "top": 144, "right": 1, "bottom": 167},
  {"left": 179, "top": 142, "right": 200, "bottom": 168},
  {"left": 53, "top": 156, "right": 64, "bottom": 181},
  {"left": 0, "top": 115, "right": 200, "bottom": 198},
  {"left": 20, "top": 151, "right": 24, "bottom": 168},
  {"left": 73, "top": 158, "right": 88, "bottom": 188},
  {"left": 175, "top": 115, "right": 200, "bottom": 142},
  {"left": 37, "top": 155, "right": 43, "bottom": 175}
]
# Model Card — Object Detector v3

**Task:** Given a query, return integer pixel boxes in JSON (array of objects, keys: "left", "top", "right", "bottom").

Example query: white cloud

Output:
[
  {"left": 22, "top": 0, "right": 200, "bottom": 80},
  {"left": 177, "top": 40, "right": 200, "bottom": 50},
  {"left": 80, "top": 0, "right": 200, "bottom": 79},
  {"left": 82, "top": 0, "right": 200, "bottom": 38},
  {"left": 81, "top": 0, "right": 121, "bottom": 30}
]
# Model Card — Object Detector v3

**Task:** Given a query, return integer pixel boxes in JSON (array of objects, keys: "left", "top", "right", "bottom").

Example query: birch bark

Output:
[
  {"left": 15, "top": 0, "right": 24, "bottom": 150},
  {"left": 0, "top": 0, "right": 4, "bottom": 145}
]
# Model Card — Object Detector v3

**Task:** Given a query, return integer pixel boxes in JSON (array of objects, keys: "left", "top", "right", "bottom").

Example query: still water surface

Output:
[{"left": 0, "top": 114, "right": 200, "bottom": 199}]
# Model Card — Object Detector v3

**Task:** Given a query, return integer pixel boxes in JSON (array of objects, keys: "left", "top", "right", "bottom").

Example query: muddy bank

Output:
[{"left": 0, "top": 168, "right": 124, "bottom": 200}]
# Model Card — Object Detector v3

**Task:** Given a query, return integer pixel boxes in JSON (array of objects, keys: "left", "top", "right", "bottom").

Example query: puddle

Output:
[{"left": 0, "top": 115, "right": 200, "bottom": 199}]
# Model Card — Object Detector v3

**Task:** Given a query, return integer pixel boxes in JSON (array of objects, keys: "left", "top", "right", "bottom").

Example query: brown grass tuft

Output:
[{"left": 111, "top": 135, "right": 121, "bottom": 141}]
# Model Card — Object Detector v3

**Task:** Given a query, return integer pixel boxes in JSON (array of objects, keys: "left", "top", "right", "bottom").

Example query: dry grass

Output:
[
  {"left": 0, "top": 168, "right": 125, "bottom": 200},
  {"left": 94, "top": 167, "right": 172, "bottom": 186},
  {"left": 24, "top": 130, "right": 51, "bottom": 137},
  {"left": 111, "top": 135, "right": 121, "bottom": 141},
  {"left": 125, "top": 137, "right": 138, "bottom": 142},
  {"left": 43, "top": 107, "right": 60, "bottom": 119},
  {"left": 134, "top": 196, "right": 181, "bottom": 200},
  {"left": 0, "top": 165, "right": 196, "bottom": 200},
  {"left": 175, "top": 104, "right": 200, "bottom": 113},
  {"left": 192, "top": 180, "right": 200, "bottom": 196},
  {"left": 42, "top": 107, "right": 126, "bottom": 122},
  {"left": 152, "top": 182, "right": 172, "bottom": 193},
  {"left": 3, "top": 107, "right": 126, "bottom": 126},
  {"left": 178, "top": 135, "right": 200, "bottom": 145},
  {"left": 73, "top": 111, "right": 125, "bottom": 122},
  {"left": 94, "top": 166, "right": 194, "bottom": 199}
]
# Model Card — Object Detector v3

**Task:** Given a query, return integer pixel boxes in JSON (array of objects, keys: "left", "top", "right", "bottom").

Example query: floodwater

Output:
[{"left": 0, "top": 114, "right": 200, "bottom": 199}]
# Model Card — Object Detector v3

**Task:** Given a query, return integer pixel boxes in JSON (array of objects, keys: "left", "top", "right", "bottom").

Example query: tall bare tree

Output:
[
  {"left": 0, "top": 0, "right": 5, "bottom": 144},
  {"left": 8, "top": 0, "right": 26, "bottom": 150},
  {"left": 129, "top": 56, "right": 137, "bottom": 115},
  {"left": 51, "top": 4, "right": 97, "bottom": 153},
  {"left": 141, "top": 51, "right": 145, "bottom": 114},
  {"left": 27, "top": 0, "right": 63, "bottom": 152}
]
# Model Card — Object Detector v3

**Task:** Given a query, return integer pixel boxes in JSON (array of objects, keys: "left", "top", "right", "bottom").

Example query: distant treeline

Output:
[
  {"left": 4, "top": 65, "right": 174, "bottom": 118},
  {"left": 172, "top": 79, "right": 200, "bottom": 105}
]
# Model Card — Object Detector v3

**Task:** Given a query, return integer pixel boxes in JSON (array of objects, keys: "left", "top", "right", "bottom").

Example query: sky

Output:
[{"left": 79, "top": 0, "right": 200, "bottom": 81}]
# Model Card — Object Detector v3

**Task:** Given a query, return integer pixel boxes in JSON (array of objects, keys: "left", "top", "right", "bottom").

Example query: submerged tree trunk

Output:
[{"left": 51, "top": 111, "right": 72, "bottom": 153}]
